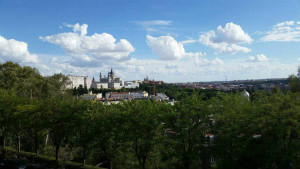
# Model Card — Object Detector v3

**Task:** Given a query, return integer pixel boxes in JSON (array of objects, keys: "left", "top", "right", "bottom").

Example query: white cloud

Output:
[
  {"left": 248, "top": 54, "right": 268, "bottom": 62},
  {"left": 134, "top": 20, "right": 171, "bottom": 26},
  {"left": 39, "top": 23, "right": 134, "bottom": 65},
  {"left": 146, "top": 35, "right": 204, "bottom": 60},
  {"left": 132, "top": 20, "right": 172, "bottom": 32},
  {"left": 165, "top": 63, "right": 177, "bottom": 69},
  {"left": 276, "top": 21, "right": 295, "bottom": 27},
  {"left": 260, "top": 21, "right": 300, "bottom": 42},
  {"left": 64, "top": 23, "right": 88, "bottom": 36},
  {"left": 195, "top": 58, "right": 224, "bottom": 66},
  {"left": 180, "top": 39, "right": 197, "bottom": 44},
  {"left": 32, "top": 52, "right": 298, "bottom": 83},
  {"left": 0, "top": 35, "right": 38, "bottom": 63},
  {"left": 199, "top": 22, "right": 253, "bottom": 54}
]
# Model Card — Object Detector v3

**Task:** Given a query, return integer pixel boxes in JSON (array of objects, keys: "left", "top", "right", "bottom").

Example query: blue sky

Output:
[{"left": 0, "top": 0, "right": 300, "bottom": 82}]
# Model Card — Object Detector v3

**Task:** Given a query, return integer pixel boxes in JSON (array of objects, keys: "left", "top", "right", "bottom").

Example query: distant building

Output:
[
  {"left": 67, "top": 76, "right": 92, "bottom": 89},
  {"left": 130, "top": 91, "right": 148, "bottom": 98},
  {"left": 91, "top": 69, "right": 124, "bottom": 89},
  {"left": 81, "top": 91, "right": 102, "bottom": 100},
  {"left": 105, "top": 92, "right": 131, "bottom": 100},
  {"left": 91, "top": 81, "right": 109, "bottom": 89},
  {"left": 124, "top": 81, "right": 140, "bottom": 88},
  {"left": 105, "top": 91, "right": 149, "bottom": 100},
  {"left": 142, "top": 76, "right": 164, "bottom": 85},
  {"left": 155, "top": 93, "right": 169, "bottom": 101},
  {"left": 298, "top": 66, "right": 300, "bottom": 78}
]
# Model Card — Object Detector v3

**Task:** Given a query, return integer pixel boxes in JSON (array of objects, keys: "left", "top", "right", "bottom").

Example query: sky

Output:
[{"left": 0, "top": 0, "right": 300, "bottom": 83}]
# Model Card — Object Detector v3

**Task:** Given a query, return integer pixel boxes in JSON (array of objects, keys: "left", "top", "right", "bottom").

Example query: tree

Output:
[
  {"left": 71, "top": 100, "right": 97, "bottom": 166},
  {"left": 251, "top": 92, "right": 300, "bottom": 169},
  {"left": 164, "top": 94, "right": 211, "bottom": 169},
  {"left": 288, "top": 75, "right": 300, "bottom": 93},
  {"left": 0, "top": 90, "right": 20, "bottom": 153},
  {"left": 212, "top": 93, "right": 255, "bottom": 169},
  {"left": 124, "top": 100, "right": 165, "bottom": 169},
  {"left": 46, "top": 98, "right": 73, "bottom": 161},
  {"left": 44, "top": 73, "right": 72, "bottom": 98},
  {"left": 23, "top": 99, "right": 47, "bottom": 156}
]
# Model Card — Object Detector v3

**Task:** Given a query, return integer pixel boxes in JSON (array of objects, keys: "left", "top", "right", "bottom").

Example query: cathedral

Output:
[{"left": 91, "top": 69, "right": 124, "bottom": 89}]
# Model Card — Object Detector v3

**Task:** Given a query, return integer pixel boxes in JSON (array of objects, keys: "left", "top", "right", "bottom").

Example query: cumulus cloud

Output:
[
  {"left": 248, "top": 54, "right": 269, "bottom": 62},
  {"left": 39, "top": 23, "right": 134, "bottom": 64},
  {"left": 0, "top": 35, "right": 38, "bottom": 63},
  {"left": 260, "top": 21, "right": 300, "bottom": 42},
  {"left": 64, "top": 23, "right": 88, "bottom": 36},
  {"left": 146, "top": 35, "right": 204, "bottom": 60},
  {"left": 199, "top": 22, "right": 253, "bottom": 54}
]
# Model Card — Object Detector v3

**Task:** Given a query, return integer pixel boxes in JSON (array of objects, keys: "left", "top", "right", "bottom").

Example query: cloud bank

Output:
[
  {"left": 248, "top": 54, "right": 268, "bottom": 62},
  {"left": 260, "top": 21, "right": 300, "bottom": 42}
]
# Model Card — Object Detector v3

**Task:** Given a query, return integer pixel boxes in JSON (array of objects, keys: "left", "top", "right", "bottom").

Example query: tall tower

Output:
[
  {"left": 111, "top": 68, "right": 115, "bottom": 80},
  {"left": 152, "top": 79, "right": 156, "bottom": 96},
  {"left": 99, "top": 72, "right": 102, "bottom": 82},
  {"left": 108, "top": 70, "right": 111, "bottom": 83}
]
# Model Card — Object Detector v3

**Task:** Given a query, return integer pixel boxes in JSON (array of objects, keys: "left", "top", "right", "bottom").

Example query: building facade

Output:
[
  {"left": 67, "top": 75, "right": 92, "bottom": 89},
  {"left": 81, "top": 91, "right": 102, "bottom": 100},
  {"left": 124, "top": 81, "right": 140, "bottom": 89},
  {"left": 91, "top": 69, "right": 124, "bottom": 89}
]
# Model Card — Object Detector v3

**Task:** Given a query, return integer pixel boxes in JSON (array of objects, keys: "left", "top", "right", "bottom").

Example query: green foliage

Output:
[
  {"left": 0, "top": 61, "right": 300, "bottom": 169},
  {"left": 288, "top": 75, "right": 300, "bottom": 93}
]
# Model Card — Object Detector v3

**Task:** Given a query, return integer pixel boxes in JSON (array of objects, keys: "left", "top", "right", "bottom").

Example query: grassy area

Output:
[{"left": 1, "top": 147, "right": 103, "bottom": 169}]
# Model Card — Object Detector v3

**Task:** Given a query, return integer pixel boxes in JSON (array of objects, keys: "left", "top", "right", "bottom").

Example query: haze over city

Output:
[{"left": 0, "top": 0, "right": 300, "bottom": 82}]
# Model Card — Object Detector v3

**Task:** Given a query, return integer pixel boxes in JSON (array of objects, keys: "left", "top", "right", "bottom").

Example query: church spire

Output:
[{"left": 99, "top": 72, "right": 102, "bottom": 82}]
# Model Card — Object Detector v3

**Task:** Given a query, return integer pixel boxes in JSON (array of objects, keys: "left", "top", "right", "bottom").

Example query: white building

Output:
[
  {"left": 67, "top": 76, "right": 92, "bottom": 89},
  {"left": 130, "top": 91, "right": 148, "bottom": 98},
  {"left": 81, "top": 91, "right": 102, "bottom": 100},
  {"left": 105, "top": 92, "right": 131, "bottom": 100},
  {"left": 124, "top": 81, "right": 140, "bottom": 89},
  {"left": 91, "top": 82, "right": 109, "bottom": 89},
  {"left": 109, "top": 82, "right": 122, "bottom": 89},
  {"left": 91, "top": 69, "right": 124, "bottom": 89},
  {"left": 156, "top": 93, "right": 169, "bottom": 101}
]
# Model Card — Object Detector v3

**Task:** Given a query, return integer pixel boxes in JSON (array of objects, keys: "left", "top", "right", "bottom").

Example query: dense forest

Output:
[{"left": 0, "top": 61, "right": 300, "bottom": 169}]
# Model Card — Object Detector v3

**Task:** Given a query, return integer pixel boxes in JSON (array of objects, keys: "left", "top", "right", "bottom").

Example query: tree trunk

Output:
[
  {"left": 45, "top": 134, "right": 49, "bottom": 146},
  {"left": 34, "top": 133, "right": 38, "bottom": 156},
  {"left": 0, "top": 135, "right": 5, "bottom": 156},
  {"left": 0, "top": 135, "right": 4, "bottom": 148},
  {"left": 83, "top": 148, "right": 86, "bottom": 166},
  {"left": 142, "top": 157, "right": 146, "bottom": 169},
  {"left": 17, "top": 137, "right": 21, "bottom": 158},
  {"left": 55, "top": 145, "right": 59, "bottom": 161},
  {"left": 184, "top": 159, "right": 190, "bottom": 169}
]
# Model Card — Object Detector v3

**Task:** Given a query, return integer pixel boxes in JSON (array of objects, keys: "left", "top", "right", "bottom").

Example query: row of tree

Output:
[
  {"left": 1, "top": 90, "right": 300, "bottom": 169},
  {"left": 1, "top": 61, "right": 300, "bottom": 169}
]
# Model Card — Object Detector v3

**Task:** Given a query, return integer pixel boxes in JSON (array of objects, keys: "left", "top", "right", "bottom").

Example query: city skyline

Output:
[{"left": 0, "top": 0, "right": 300, "bottom": 82}]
